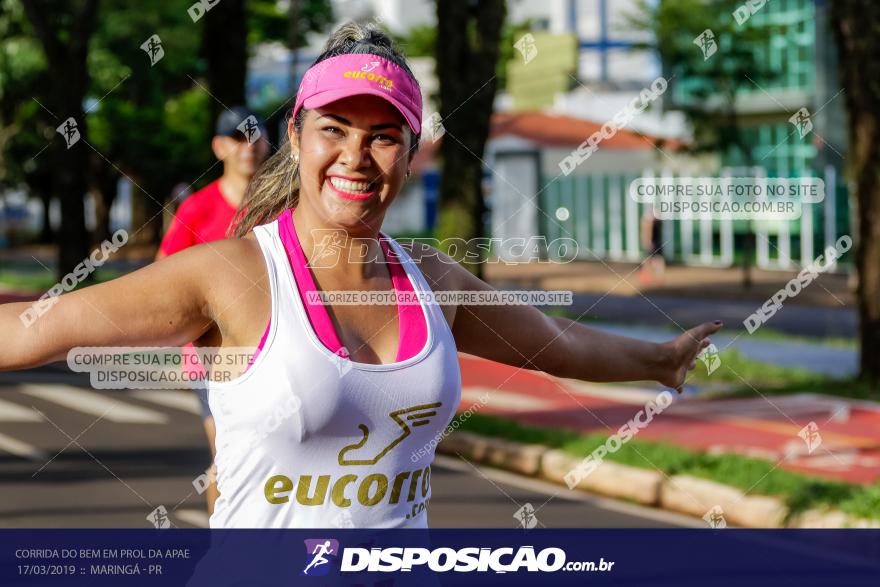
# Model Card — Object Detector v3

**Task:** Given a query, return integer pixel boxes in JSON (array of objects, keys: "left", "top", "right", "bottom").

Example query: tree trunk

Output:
[
  {"left": 726, "top": 91, "right": 754, "bottom": 290},
  {"left": 127, "top": 173, "right": 152, "bottom": 246},
  {"left": 89, "top": 152, "right": 119, "bottom": 244},
  {"left": 22, "top": 0, "right": 97, "bottom": 281},
  {"left": 203, "top": 0, "right": 247, "bottom": 128},
  {"left": 289, "top": 0, "right": 301, "bottom": 91},
  {"left": 38, "top": 191, "right": 53, "bottom": 244},
  {"left": 30, "top": 165, "right": 55, "bottom": 244},
  {"left": 54, "top": 109, "right": 91, "bottom": 281},
  {"left": 830, "top": 1, "right": 880, "bottom": 390},
  {"left": 435, "top": 0, "right": 506, "bottom": 278}
]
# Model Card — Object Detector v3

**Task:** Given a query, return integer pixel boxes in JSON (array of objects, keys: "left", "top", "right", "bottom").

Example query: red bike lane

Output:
[{"left": 458, "top": 354, "right": 880, "bottom": 485}]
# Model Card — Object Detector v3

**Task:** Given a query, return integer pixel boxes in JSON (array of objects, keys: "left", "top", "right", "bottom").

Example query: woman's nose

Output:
[{"left": 338, "top": 135, "right": 371, "bottom": 168}]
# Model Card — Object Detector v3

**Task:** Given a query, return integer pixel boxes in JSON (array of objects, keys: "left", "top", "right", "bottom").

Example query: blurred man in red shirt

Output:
[
  {"left": 157, "top": 106, "right": 269, "bottom": 515},
  {"left": 158, "top": 106, "right": 269, "bottom": 257}
]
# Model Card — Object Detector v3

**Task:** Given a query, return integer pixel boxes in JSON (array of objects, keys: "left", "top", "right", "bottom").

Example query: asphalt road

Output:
[{"left": 0, "top": 368, "right": 700, "bottom": 529}]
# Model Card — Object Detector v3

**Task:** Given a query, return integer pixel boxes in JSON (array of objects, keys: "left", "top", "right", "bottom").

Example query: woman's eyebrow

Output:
[{"left": 318, "top": 113, "right": 402, "bottom": 131}]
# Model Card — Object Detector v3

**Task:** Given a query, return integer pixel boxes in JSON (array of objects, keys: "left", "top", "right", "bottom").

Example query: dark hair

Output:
[{"left": 231, "top": 21, "right": 421, "bottom": 237}]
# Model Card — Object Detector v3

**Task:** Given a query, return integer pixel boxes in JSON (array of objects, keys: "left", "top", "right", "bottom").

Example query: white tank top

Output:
[{"left": 206, "top": 217, "right": 462, "bottom": 528}]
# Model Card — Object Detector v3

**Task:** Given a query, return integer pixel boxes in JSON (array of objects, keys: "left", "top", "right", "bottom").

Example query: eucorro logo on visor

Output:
[{"left": 292, "top": 53, "right": 422, "bottom": 134}]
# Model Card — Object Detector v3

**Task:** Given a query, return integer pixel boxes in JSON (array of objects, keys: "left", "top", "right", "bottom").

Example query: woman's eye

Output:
[
  {"left": 373, "top": 134, "right": 397, "bottom": 144},
  {"left": 322, "top": 126, "right": 342, "bottom": 135}
]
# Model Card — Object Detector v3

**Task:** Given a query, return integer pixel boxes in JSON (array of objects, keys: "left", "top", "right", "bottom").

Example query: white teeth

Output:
[{"left": 329, "top": 177, "right": 373, "bottom": 192}]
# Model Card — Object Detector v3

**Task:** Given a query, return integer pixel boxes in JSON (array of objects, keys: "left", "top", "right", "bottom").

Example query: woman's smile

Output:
[{"left": 325, "top": 175, "right": 380, "bottom": 201}]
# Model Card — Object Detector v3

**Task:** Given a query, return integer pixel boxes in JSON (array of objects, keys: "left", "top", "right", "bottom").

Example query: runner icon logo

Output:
[
  {"left": 697, "top": 343, "right": 721, "bottom": 375},
  {"left": 301, "top": 539, "right": 339, "bottom": 577}
]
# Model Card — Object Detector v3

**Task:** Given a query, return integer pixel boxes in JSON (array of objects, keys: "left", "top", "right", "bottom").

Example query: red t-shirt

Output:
[
  {"left": 159, "top": 180, "right": 238, "bottom": 384},
  {"left": 159, "top": 180, "right": 238, "bottom": 256}
]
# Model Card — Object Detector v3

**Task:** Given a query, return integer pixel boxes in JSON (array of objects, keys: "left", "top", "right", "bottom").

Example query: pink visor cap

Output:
[{"left": 292, "top": 53, "right": 423, "bottom": 135}]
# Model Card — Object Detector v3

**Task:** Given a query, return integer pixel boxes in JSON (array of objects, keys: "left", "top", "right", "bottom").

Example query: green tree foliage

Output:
[
  {"left": 0, "top": 0, "right": 51, "bottom": 237},
  {"left": 88, "top": 0, "right": 211, "bottom": 244},
  {"left": 627, "top": 0, "right": 776, "bottom": 162},
  {"left": 1, "top": 0, "right": 334, "bottom": 254},
  {"left": 20, "top": 0, "right": 97, "bottom": 278}
]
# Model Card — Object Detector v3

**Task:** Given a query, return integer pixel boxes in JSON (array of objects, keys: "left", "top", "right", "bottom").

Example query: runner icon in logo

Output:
[
  {"left": 301, "top": 539, "right": 339, "bottom": 576},
  {"left": 338, "top": 402, "right": 442, "bottom": 466}
]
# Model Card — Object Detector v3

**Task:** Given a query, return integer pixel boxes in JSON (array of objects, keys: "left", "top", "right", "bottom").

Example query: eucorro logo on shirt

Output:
[
  {"left": 263, "top": 464, "right": 432, "bottom": 520},
  {"left": 264, "top": 402, "right": 443, "bottom": 519}
]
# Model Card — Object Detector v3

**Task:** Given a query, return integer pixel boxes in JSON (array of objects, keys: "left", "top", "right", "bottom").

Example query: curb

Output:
[
  {"left": 437, "top": 431, "right": 878, "bottom": 529},
  {"left": 659, "top": 474, "right": 787, "bottom": 528},
  {"left": 541, "top": 449, "right": 662, "bottom": 506}
]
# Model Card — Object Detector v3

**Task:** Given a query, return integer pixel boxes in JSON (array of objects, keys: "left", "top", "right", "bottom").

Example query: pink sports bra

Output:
[{"left": 246, "top": 208, "right": 427, "bottom": 368}]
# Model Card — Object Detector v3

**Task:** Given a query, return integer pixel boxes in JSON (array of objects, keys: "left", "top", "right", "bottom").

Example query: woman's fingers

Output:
[
  {"left": 692, "top": 321, "right": 723, "bottom": 340},
  {"left": 683, "top": 322, "right": 721, "bottom": 350},
  {"left": 679, "top": 326, "right": 716, "bottom": 357},
  {"left": 665, "top": 321, "right": 722, "bottom": 392}
]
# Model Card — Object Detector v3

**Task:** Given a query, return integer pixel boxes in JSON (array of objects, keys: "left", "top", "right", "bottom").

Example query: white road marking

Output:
[
  {"left": 0, "top": 431, "right": 48, "bottom": 461},
  {"left": 129, "top": 390, "right": 202, "bottom": 416},
  {"left": 461, "top": 387, "right": 551, "bottom": 412},
  {"left": 175, "top": 508, "right": 209, "bottom": 528},
  {"left": 562, "top": 378, "right": 665, "bottom": 405},
  {"left": 20, "top": 385, "right": 168, "bottom": 424},
  {"left": 0, "top": 397, "right": 44, "bottom": 422}
]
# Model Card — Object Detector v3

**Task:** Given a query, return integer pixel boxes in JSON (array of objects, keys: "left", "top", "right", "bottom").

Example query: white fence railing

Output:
[{"left": 537, "top": 165, "right": 848, "bottom": 272}]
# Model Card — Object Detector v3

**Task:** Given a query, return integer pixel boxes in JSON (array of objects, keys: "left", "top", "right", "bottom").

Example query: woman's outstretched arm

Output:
[
  {"left": 0, "top": 242, "right": 224, "bottom": 372},
  {"left": 446, "top": 256, "right": 721, "bottom": 392}
]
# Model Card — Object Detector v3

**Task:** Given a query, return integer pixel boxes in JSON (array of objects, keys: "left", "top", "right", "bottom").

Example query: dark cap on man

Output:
[{"left": 215, "top": 106, "right": 267, "bottom": 141}]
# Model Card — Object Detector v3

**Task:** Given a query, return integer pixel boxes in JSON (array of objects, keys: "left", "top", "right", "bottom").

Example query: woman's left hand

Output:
[{"left": 656, "top": 321, "right": 723, "bottom": 393}]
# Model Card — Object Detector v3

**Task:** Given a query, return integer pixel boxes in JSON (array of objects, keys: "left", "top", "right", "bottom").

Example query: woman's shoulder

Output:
[
  {"left": 393, "top": 239, "right": 462, "bottom": 293},
  {"left": 175, "top": 234, "right": 267, "bottom": 280}
]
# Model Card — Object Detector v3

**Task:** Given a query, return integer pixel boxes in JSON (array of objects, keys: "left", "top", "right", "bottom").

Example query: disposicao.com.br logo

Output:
[{"left": 301, "top": 543, "right": 614, "bottom": 574}]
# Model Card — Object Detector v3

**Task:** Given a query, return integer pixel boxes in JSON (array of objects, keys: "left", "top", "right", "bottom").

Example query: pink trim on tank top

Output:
[
  {"left": 245, "top": 320, "right": 271, "bottom": 369},
  {"left": 277, "top": 207, "right": 427, "bottom": 362},
  {"left": 240, "top": 209, "right": 427, "bottom": 373}
]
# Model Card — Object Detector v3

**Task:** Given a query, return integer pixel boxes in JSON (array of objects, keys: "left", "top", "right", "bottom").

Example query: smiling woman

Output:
[
  {"left": 231, "top": 22, "right": 422, "bottom": 239},
  {"left": 0, "top": 20, "right": 721, "bottom": 531}
]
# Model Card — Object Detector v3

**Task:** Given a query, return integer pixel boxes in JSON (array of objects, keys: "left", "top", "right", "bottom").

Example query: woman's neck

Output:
[{"left": 290, "top": 205, "right": 387, "bottom": 281}]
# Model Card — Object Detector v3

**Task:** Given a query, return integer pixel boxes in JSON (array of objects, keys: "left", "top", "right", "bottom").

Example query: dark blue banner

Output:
[{"left": 2, "top": 529, "right": 879, "bottom": 586}]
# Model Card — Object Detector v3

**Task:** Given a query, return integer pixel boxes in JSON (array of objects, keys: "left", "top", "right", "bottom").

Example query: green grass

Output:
[
  {"left": 0, "top": 269, "right": 124, "bottom": 293},
  {"left": 687, "top": 348, "right": 822, "bottom": 387},
  {"left": 710, "top": 374, "right": 880, "bottom": 402},
  {"left": 458, "top": 412, "right": 880, "bottom": 522},
  {"left": 731, "top": 326, "right": 857, "bottom": 350},
  {"left": 689, "top": 348, "right": 879, "bottom": 401},
  {"left": 0, "top": 271, "right": 56, "bottom": 291}
]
